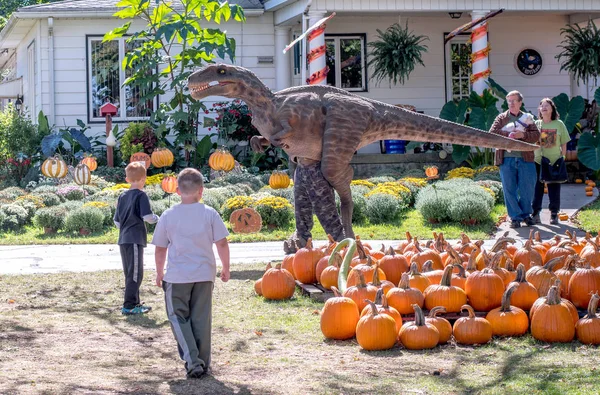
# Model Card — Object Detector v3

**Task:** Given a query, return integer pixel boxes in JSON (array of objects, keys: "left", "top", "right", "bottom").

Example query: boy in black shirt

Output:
[{"left": 113, "top": 162, "right": 159, "bottom": 315}]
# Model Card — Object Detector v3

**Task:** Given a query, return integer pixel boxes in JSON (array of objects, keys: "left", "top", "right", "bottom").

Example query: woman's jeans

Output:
[
  {"left": 532, "top": 162, "right": 561, "bottom": 215},
  {"left": 499, "top": 157, "right": 537, "bottom": 221}
]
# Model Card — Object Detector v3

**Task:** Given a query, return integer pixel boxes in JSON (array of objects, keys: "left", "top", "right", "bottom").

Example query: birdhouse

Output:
[{"left": 99, "top": 102, "right": 118, "bottom": 117}]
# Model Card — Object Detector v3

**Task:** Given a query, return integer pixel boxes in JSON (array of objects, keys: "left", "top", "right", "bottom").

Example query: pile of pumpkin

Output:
[
  {"left": 574, "top": 178, "right": 596, "bottom": 197},
  {"left": 254, "top": 230, "right": 600, "bottom": 350}
]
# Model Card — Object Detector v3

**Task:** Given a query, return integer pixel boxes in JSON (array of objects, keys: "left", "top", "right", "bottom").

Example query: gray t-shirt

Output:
[{"left": 151, "top": 203, "right": 229, "bottom": 283}]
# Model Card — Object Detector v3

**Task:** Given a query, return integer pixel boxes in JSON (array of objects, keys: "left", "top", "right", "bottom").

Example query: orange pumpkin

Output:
[
  {"left": 356, "top": 300, "right": 398, "bottom": 351},
  {"left": 81, "top": 156, "right": 97, "bottom": 172},
  {"left": 568, "top": 261, "right": 600, "bottom": 309},
  {"left": 465, "top": 268, "right": 504, "bottom": 312},
  {"left": 320, "top": 286, "right": 360, "bottom": 340},
  {"left": 261, "top": 263, "right": 295, "bottom": 300},
  {"left": 424, "top": 165, "right": 439, "bottom": 179},
  {"left": 151, "top": 147, "right": 174, "bottom": 168},
  {"left": 425, "top": 306, "right": 453, "bottom": 345},
  {"left": 526, "top": 257, "right": 560, "bottom": 297},
  {"left": 508, "top": 263, "right": 539, "bottom": 311},
  {"left": 269, "top": 170, "right": 291, "bottom": 189},
  {"left": 453, "top": 305, "right": 493, "bottom": 345},
  {"left": 229, "top": 208, "right": 262, "bottom": 234},
  {"left": 254, "top": 263, "right": 271, "bottom": 296},
  {"left": 575, "top": 178, "right": 583, "bottom": 184},
  {"left": 208, "top": 147, "right": 235, "bottom": 172},
  {"left": 161, "top": 175, "right": 178, "bottom": 194},
  {"left": 377, "top": 246, "right": 409, "bottom": 286},
  {"left": 399, "top": 304, "right": 440, "bottom": 350},
  {"left": 342, "top": 271, "right": 378, "bottom": 313},
  {"left": 292, "top": 238, "right": 324, "bottom": 284},
  {"left": 385, "top": 272, "right": 425, "bottom": 315},
  {"left": 486, "top": 284, "right": 529, "bottom": 337},
  {"left": 407, "top": 262, "right": 432, "bottom": 293},
  {"left": 360, "top": 289, "right": 403, "bottom": 334},
  {"left": 576, "top": 293, "right": 600, "bottom": 345},
  {"left": 423, "top": 265, "right": 467, "bottom": 313},
  {"left": 530, "top": 286, "right": 575, "bottom": 343}
]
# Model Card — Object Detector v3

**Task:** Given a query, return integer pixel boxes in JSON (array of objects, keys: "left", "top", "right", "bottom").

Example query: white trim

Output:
[
  {"left": 27, "top": 40, "right": 36, "bottom": 117},
  {"left": 445, "top": 35, "right": 472, "bottom": 102}
]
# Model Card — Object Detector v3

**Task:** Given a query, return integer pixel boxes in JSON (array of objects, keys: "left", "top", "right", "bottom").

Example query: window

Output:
[
  {"left": 445, "top": 35, "right": 472, "bottom": 102},
  {"left": 87, "top": 37, "right": 155, "bottom": 122},
  {"left": 325, "top": 34, "right": 366, "bottom": 91},
  {"left": 27, "top": 40, "right": 36, "bottom": 116}
]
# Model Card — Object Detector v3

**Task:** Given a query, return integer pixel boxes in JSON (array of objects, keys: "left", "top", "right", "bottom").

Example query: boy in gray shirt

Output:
[{"left": 152, "top": 167, "right": 230, "bottom": 379}]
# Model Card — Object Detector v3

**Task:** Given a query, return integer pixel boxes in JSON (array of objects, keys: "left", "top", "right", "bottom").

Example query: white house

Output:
[{"left": 1, "top": 0, "right": 600, "bottom": 155}]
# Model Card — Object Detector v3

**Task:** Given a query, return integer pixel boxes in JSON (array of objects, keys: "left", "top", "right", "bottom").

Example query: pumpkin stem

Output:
[
  {"left": 331, "top": 238, "right": 357, "bottom": 293},
  {"left": 399, "top": 272, "right": 410, "bottom": 290},
  {"left": 357, "top": 271, "right": 367, "bottom": 288},
  {"left": 331, "top": 286, "right": 342, "bottom": 297},
  {"left": 371, "top": 264, "right": 382, "bottom": 287},
  {"left": 386, "top": 246, "right": 396, "bottom": 256},
  {"left": 413, "top": 237, "right": 423, "bottom": 253},
  {"left": 265, "top": 262, "right": 273, "bottom": 272},
  {"left": 422, "top": 260, "right": 433, "bottom": 273},
  {"left": 546, "top": 286, "right": 561, "bottom": 305},
  {"left": 440, "top": 265, "right": 454, "bottom": 286},
  {"left": 366, "top": 300, "right": 379, "bottom": 316},
  {"left": 408, "top": 262, "right": 420, "bottom": 276},
  {"left": 500, "top": 283, "right": 518, "bottom": 312},
  {"left": 461, "top": 304, "right": 476, "bottom": 319},
  {"left": 466, "top": 250, "right": 478, "bottom": 272},
  {"left": 453, "top": 263, "right": 467, "bottom": 279},
  {"left": 381, "top": 291, "right": 390, "bottom": 309},
  {"left": 514, "top": 263, "right": 527, "bottom": 283},
  {"left": 586, "top": 293, "right": 600, "bottom": 318},
  {"left": 412, "top": 304, "right": 426, "bottom": 326},
  {"left": 460, "top": 232, "right": 471, "bottom": 245},
  {"left": 428, "top": 306, "right": 447, "bottom": 318},
  {"left": 380, "top": 243, "right": 385, "bottom": 253},
  {"left": 275, "top": 263, "right": 282, "bottom": 270},
  {"left": 374, "top": 288, "right": 383, "bottom": 305},
  {"left": 544, "top": 256, "right": 564, "bottom": 272}
]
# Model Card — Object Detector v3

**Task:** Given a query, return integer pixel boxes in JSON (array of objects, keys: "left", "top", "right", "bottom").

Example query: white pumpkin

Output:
[
  {"left": 73, "top": 163, "right": 91, "bottom": 185},
  {"left": 41, "top": 156, "right": 68, "bottom": 179}
]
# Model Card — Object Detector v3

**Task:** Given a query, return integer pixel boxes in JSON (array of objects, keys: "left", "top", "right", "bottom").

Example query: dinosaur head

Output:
[{"left": 188, "top": 63, "right": 262, "bottom": 100}]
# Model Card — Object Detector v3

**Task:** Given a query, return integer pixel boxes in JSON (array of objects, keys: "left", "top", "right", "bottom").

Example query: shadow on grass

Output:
[
  {"left": 168, "top": 376, "right": 277, "bottom": 395},
  {"left": 229, "top": 269, "right": 265, "bottom": 281},
  {"left": 0, "top": 320, "right": 36, "bottom": 346}
]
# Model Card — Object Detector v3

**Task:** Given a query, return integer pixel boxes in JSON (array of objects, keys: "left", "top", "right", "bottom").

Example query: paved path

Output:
[{"left": 1, "top": 184, "right": 596, "bottom": 275}]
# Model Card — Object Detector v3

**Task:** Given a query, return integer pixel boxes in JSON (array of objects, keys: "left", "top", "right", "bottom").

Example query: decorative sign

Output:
[
  {"left": 129, "top": 152, "right": 151, "bottom": 169},
  {"left": 516, "top": 48, "right": 542, "bottom": 76}
]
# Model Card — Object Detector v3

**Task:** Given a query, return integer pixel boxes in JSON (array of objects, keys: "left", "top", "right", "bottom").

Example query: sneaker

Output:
[
  {"left": 550, "top": 213, "right": 559, "bottom": 225},
  {"left": 509, "top": 220, "right": 521, "bottom": 228},
  {"left": 532, "top": 213, "right": 541, "bottom": 224},
  {"left": 186, "top": 366, "right": 205, "bottom": 379},
  {"left": 523, "top": 216, "right": 535, "bottom": 227},
  {"left": 121, "top": 305, "right": 152, "bottom": 315}
]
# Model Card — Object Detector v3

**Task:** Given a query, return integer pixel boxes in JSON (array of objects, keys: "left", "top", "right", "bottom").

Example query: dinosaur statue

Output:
[{"left": 188, "top": 64, "right": 538, "bottom": 252}]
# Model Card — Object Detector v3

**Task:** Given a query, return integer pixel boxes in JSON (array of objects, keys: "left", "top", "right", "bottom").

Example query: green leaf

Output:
[
  {"left": 552, "top": 93, "right": 585, "bottom": 132},
  {"left": 103, "top": 22, "right": 131, "bottom": 42},
  {"left": 38, "top": 111, "right": 50, "bottom": 136},
  {"left": 595, "top": 87, "right": 600, "bottom": 105},
  {"left": 577, "top": 132, "right": 600, "bottom": 170},
  {"left": 196, "top": 135, "right": 213, "bottom": 162},
  {"left": 439, "top": 98, "right": 468, "bottom": 124},
  {"left": 151, "top": 3, "right": 171, "bottom": 25},
  {"left": 451, "top": 144, "right": 471, "bottom": 164}
]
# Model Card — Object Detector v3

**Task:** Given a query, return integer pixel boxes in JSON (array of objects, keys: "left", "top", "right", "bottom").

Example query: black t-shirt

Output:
[{"left": 114, "top": 189, "right": 153, "bottom": 246}]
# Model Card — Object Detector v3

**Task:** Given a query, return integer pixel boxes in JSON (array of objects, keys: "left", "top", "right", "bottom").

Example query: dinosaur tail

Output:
[{"left": 360, "top": 106, "right": 538, "bottom": 151}]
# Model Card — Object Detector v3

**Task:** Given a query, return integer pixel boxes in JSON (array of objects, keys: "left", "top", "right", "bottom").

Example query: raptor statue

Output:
[{"left": 188, "top": 64, "right": 537, "bottom": 253}]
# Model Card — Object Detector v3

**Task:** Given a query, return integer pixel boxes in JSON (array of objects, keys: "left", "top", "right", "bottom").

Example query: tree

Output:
[{"left": 104, "top": 0, "right": 244, "bottom": 168}]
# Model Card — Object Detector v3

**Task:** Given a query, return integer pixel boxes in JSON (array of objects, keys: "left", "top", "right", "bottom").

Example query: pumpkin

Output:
[
  {"left": 423, "top": 265, "right": 467, "bottom": 313},
  {"left": 486, "top": 284, "right": 529, "bottom": 337},
  {"left": 292, "top": 238, "right": 324, "bottom": 284},
  {"left": 161, "top": 174, "right": 178, "bottom": 194},
  {"left": 586, "top": 185, "right": 594, "bottom": 192},
  {"left": 575, "top": 293, "right": 600, "bottom": 345},
  {"left": 580, "top": 237, "right": 600, "bottom": 268},
  {"left": 508, "top": 263, "right": 539, "bottom": 311},
  {"left": 385, "top": 272, "right": 425, "bottom": 315},
  {"left": 322, "top": 234, "right": 338, "bottom": 256},
  {"left": 421, "top": 260, "right": 444, "bottom": 286},
  {"left": 526, "top": 257, "right": 560, "bottom": 297},
  {"left": 407, "top": 262, "right": 431, "bottom": 293},
  {"left": 575, "top": 178, "right": 583, "bottom": 184},
  {"left": 453, "top": 305, "right": 493, "bottom": 345},
  {"left": 426, "top": 306, "right": 453, "bottom": 344},
  {"left": 586, "top": 190, "right": 594, "bottom": 196},
  {"left": 395, "top": 231, "right": 413, "bottom": 254},
  {"left": 589, "top": 181, "right": 596, "bottom": 187},
  {"left": 512, "top": 238, "right": 542, "bottom": 272},
  {"left": 530, "top": 280, "right": 579, "bottom": 326},
  {"left": 356, "top": 300, "right": 398, "bottom": 351},
  {"left": 347, "top": 256, "right": 387, "bottom": 287},
  {"left": 208, "top": 147, "right": 235, "bottom": 172},
  {"left": 229, "top": 207, "right": 262, "bottom": 234},
  {"left": 269, "top": 170, "right": 291, "bottom": 189},
  {"left": 80, "top": 155, "right": 97, "bottom": 172},
  {"left": 261, "top": 263, "right": 295, "bottom": 300},
  {"left": 129, "top": 152, "right": 151, "bottom": 168},
  {"left": 369, "top": 245, "right": 386, "bottom": 260},
  {"left": 465, "top": 268, "right": 504, "bottom": 312},
  {"left": 399, "top": 304, "right": 440, "bottom": 350},
  {"left": 554, "top": 254, "right": 578, "bottom": 300},
  {"left": 342, "top": 271, "right": 378, "bottom": 313},
  {"left": 424, "top": 165, "right": 439, "bottom": 179},
  {"left": 530, "top": 286, "right": 575, "bottom": 343},
  {"left": 377, "top": 246, "right": 408, "bottom": 286},
  {"left": 73, "top": 163, "right": 91, "bottom": 185},
  {"left": 450, "top": 264, "right": 468, "bottom": 290},
  {"left": 360, "top": 289, "right": 403, "bottom": 333},
  {"left": 410, "top": 237, "right": 443, "bottom": 270},
  {"left": 320, "top": 286, "right": 360, "bottom": 340},
  {"left": 41, "top": 156, "right": 68, "bottom": 179},
  {"left": 568, "top": 261, "right": 600, "bottom": 309},
  {"left": 316, "top": 252, "right": 340, "bottom": 285},
  {"left": 368, "top": 267, "right": 396, "bottom": 297},
  {"left": 151, "top": 147, "right": 174, "bottom": 168},
  {"left": 489, "top": 251, "right": 512, "bottom": 287}
]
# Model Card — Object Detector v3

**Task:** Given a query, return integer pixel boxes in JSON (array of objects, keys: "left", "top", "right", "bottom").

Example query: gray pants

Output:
[
  {"left": 119, "top": 244, "right": 143, "bottom": 309},
  {"left": 163, "top": 281, "right": 214, "bottom": 373}
]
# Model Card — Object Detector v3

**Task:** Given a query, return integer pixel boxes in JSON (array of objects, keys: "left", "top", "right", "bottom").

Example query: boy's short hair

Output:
[
  {"left": 178, "top": 168, "right": 204, "bottom": 194},
  {"left": 125, "top": 162, "right": 147, "bottom": 182}
]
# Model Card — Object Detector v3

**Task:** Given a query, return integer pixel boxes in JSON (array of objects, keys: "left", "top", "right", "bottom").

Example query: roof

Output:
[{"left": 17, "top": 0, "right": 264, "bottom": 13}]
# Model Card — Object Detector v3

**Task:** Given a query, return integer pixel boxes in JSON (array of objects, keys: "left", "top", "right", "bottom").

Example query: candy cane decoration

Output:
[{"left": 470, "top": 15, "right": 492, "bottom": 94}]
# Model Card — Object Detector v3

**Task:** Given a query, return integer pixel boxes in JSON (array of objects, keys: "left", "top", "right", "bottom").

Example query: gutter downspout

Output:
[
  {"left": 48, "top": 17, "right": 55, "bottom": 125},
  {"left": 301, "top": 0, "right": 312, "bottom": 86}
]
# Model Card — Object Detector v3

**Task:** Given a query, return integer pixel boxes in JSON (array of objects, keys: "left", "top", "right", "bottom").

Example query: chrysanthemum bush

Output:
[
  {"left": 365, "top": 182, "right": 412, "bottom": 209},
  {"left": 416, "top": 178, "right": 494, "bottom": 224},
  {"left": 221, "top": 195, "right": 256, "bottom": 220},
  {"left": 57, "top": 185, "right": 87, "bottom": 201},
  {"left": 65, "top": 206, "right": 105, "bottom": 233},
  {"left": 0, "top": 204, "right": 28, "bottom": 231},
  {"left": 335, "top": 191, "right": 368, "bottom": 224},
  {"left": 350, "top": 179, "right": 376, "bottom": 189},
  {"left": 35, "top": 206, "right": 68, "bottom": 231},
  {"left": 33, "top": 192, "right": 62, "bottom": 207},
  {"left": 83, "top": 201, "right": 113, "bottom": 226},
  {"left": 445, "top": 166, "right": 476, "bottom": 180},
  {"left": 365, "top": 193, "right": 402, "bottom": 224},
  {"left": 254, "top": 196, "right": 294, "bottom": 228},
  {"left": 476, "top": 180, "right": 504, "bottom": 203}
]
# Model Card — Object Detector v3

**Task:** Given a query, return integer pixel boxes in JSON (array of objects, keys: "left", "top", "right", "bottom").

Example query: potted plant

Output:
[{"left": 556, "top": 20, "right": 600, "bottom": 86}]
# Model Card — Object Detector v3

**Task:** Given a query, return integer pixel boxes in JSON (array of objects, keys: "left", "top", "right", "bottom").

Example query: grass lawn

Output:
[
  {"left": 575, "top": 197, "right": 600, "bottom": 235},
  {"left": 1, "top": 264, "right": 599, "bottom": 394},
  {"left": 0, "top": 205, "right": 508, "bottom": 245}
]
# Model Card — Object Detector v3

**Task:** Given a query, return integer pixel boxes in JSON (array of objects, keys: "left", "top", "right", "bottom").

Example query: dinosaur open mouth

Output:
[{"left": 189, "top": 80, "right": 229, "bottom": 95}]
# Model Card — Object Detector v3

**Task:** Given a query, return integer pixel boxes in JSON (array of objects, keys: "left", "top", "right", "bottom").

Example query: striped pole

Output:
[
  {"left": 306, "top": 18, "right": 329, "bottom": 85},
  {"left": 470, "top": 11, "right": 492, "bottom": 95}
]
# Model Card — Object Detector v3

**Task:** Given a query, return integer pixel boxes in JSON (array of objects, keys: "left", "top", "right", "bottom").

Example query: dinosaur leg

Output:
[
  {"left": 322, "top": 164, "right": 354, "bottom": 240},
  {"left": 283, "top": 163, "right": 312, "bottom": 254},
  {"left": 305, "top": 163, "right": 345, "bottom": 242}
]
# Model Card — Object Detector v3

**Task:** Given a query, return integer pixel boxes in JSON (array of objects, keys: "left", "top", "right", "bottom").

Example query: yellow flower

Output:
[
  {"left": 445, "top": 167, "right": 476, "bottom": 180},
  {"left": 224, "top": 196, "right": 256, "bottom": 210},
  {"left": 351, "top": 179, "right": 376, "bottom": 189},
  {"left": 15, "top": 195, "right": 45, "bottom": 208},
  {"left": 366, "top": 182, "right": 411, "bottom": 198},
  {"left": 475, "top": 166, "right": 499, "bottom": 174},
  {"left": 104, "top": 183, "right": 131, "bottom": 191},
  {"left": 255, "top": 196, "right": 292, "bottom": 209},
  {"left": 84, "top": 201, "right": 110, "bottom": 209}
]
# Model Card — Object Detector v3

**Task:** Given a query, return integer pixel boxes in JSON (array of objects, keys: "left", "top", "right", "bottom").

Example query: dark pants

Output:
[
  {"left": 294, "top": 162, "right": 344, "bottom": 242},
  {"left": 532, "top": 162, "right": 561, "bottom": 215},
  {"left": 163, "top": 281, "right": 213, "bottom": 373},
  {"left": 119, "top": 244, "right": 144, "bottom": 309}
]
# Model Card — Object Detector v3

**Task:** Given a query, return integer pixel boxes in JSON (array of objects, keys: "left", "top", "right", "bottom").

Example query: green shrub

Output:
[
  {"left": 56, "top": 185, "right": 87, "bottom": 201},
  {"left": 15, "top": 194, "right": 45, "bottom": 208},
  {"left": 221, "top": 196, "right": 257, "bottom": 220},
  {"left": 0, "top": 104, "right": 48, "bottom": 162},
  {"left": 0, "top": 186, "right": 26, "bottom": 200},
  {"left": 33, "top": 192, "right": 62, "bottom": 207},
  {"left": 150, "top": 199, "right": 171, "bottom": 217},
  {"left": 448, "top": 195, "right": 493, "bottom": 224},
  {"left": 31, "top": 185, "right": 59, "bottom": 194},
  {"left": 365, "top": 194, "right": 400, "bottom": 224},
  {"left": 120, "top": 122, "right": 156, "bottom": 162},
  {"left": 350, "top": 185, "right": 371, "bottom": 196},
  {"left": 94, "top": 166, "right": 126, "bottom": 184},
  {"left": 263, "top": 186, "right": 295, "bottom": 203},
  {"left": 145, "top": 185, "right": 165, "bottom": 201},
  {"left": 65, "top": 206, "right": 105, "bottom": 233},
  {"left": 83, "top": 201, "right": 113, "bottom": 226},
  {"left": 208, "top": 172, "right": 265, "bottom": 191},
  {"left": 59, "top": 200, "right": 85, "bottom": 212},
  {"left": 476, "top": 180, "right": 504, "bottom": 203},
  {"left": 367, "top": 176, "right": 396, "bottom": 184},
  {"left": 474, "top": 171, "right": 502, "bottom": 182},
  {"left": 35, "top": 206, "right": 68, "bottom": 230},
  {"left": 13, "top": 200, "right": 36, "bottom": 223},
  {"left": 400, "top": 168, "right": 427, "bottom": 178},
  {"left": 0, "top": 210, "right": 5, "bottom": 230},
  {"left": 254, "top": 196, "right": 294, "bottom": 228},
  {"left": 336, "top": 191, "right": 367, "bottom": 224},
  {"left": 84, "top": 185, "right": 100, "bottom": 196},
  {"left": 0, "top": 204, "right": 28, "bottom": 231}
]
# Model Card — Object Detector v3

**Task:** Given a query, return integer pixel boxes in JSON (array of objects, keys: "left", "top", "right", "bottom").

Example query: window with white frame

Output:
[
  {"left": 445, "top": 35, "right": 472, "bottom": 102},
  {"left": 87, "top": 37, "right": 155, "bottom": 122},
  {"left": 27, "top": 40, "right": 36, "bottom": 116},
  {"left": 325, "top": 34, "right": 366, "bottom": 91}
]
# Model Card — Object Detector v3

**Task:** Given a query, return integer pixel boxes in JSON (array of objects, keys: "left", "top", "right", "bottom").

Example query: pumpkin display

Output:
[
  {"left": 526, "top": 257, "right": 560, "bottom": 297},
  {"left": 465, "top": 268, "right": 504, "bottom": 312},
  {"left": 407, "top": 262, "right": 432, "bottom": 293},
  {"left": 568, "top": 261, "right": 600, "bottom": 309},
  {"left": 426, "top": 306, "right": 453, "bottom": 345},
  {"left": 530, "top": 286, "right": 575, "bottom": 343},
  {"left": 319, "top": 253, "right": 342, "bottom": 290},
  {"left": 385, "top": 272, "right": 425, "bottom": 315},
  {"left": 151, "top": 147, "right": 174, "bottom": 168},
  {"left": 395, "top": 231, "right": 413, "bottom": 254},
  {"left": 410, "top": 238, "right": 443, "bottom": 270},
  {"left": 588, "top": 181, "right": 596, "bottom": 187},
  {"left": 347, "top": 256, "right": 387, "bottom": 287},
  {"left": 453, "top": 305, "right": 493, "bottom": 345},
  {"left": 41, "top": 156, "right": 68, "bottom": 179},
  {"left": 486, "top": 284, "right": 529, "bottom": 337},
  {"left": 512, "top": 239, "right": 542, "bottom": 272},
  {"left": 281, "top": 253, "right": 295, "bottom": 279},
  {"left": 161, "top": 174, "right": 178, "bottom": 194},
  {"left": 355, "top": 300, "right": 398, "bottom": 351},
  {"left": 129, "top": 152, "right": 151, "bottom": 168},
  {"left": 269, "top": 170, "right": 291, "bottom": 189},
  {"left": 580, "top": 237, "right": 600, "bottom": 268},
  {"left": 586, "top": 190, "right": 594, "bottom": 196},
  {"left": 360, "top": 289, "right": 403, "bottom": 333},
  {"left": 399, "top": 304, "right": 440, "bottom": 350},
  {"left": 260, "top": 263, "right": 295, "bottom": 300},
  {"left": 377, "top": 246, "right": 408, "bottom": 286},
  {"left": 73, "top": 163, "right": 91, "bottom": 185},
  {"left": 575, "top": 293, "right": 600, "bottom": 345},
  {"left": 80, "top": 155, "right": 98, "bottom": 172},
  {"left": 423, "top": 265, "right": 467, "bottom": 313},
  {"left": 342, "top": 272, "right": 378, "bottom": 313},
  {"left": 320, "top": 286, "right": 360, "bottom": 340},
  {"left": 508, "top": 264, "right": 539, "bottom": 311},
  {"left": 585, "top": 186, "right": 594, "bottom": 192},
  {"left": 529, "top": 280, "right": 579, "bottom": 326},
  {"left": 424, "top": 165, "right": 439, "bottom": 179},
  {"left": 421, "top": 260, "right": 444, "bottom": 286},
  {"left": 450, "top": 264, "right": 468, "bottom": 290},
  {"left": 230, "top": 208, "right": 262, "bottom": 234},
  {"left": 292, "top": 238, "right": 324, "bottom": 284},
  {"left": 208, "top": 147, "right": 235, "bottom": 172},
  {"left": 554, "top": 254, "right": 578, "bottom": 300}
]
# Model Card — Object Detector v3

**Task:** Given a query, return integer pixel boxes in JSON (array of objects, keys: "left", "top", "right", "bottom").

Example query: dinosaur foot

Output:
[{"left": 283, "top": 233, "right": 307, "bottom": 254}]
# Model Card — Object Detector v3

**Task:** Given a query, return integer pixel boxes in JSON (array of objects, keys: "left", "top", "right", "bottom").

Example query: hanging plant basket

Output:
[
  {"left": 367, "top": 22, "right": 429, "bottom": 86},
  {"left": 556, "top": 20, "right": 600, "bottom": 85}
]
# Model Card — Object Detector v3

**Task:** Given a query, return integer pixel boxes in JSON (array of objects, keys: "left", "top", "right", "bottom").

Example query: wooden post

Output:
[{"left": 106, "top": 114, "right": 113, "bottom": 168}]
